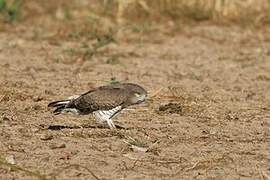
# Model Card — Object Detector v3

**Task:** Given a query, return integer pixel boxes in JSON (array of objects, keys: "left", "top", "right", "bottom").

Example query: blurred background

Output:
[{"left": 1, "top": 0, "right": 270, "bottom": 39}]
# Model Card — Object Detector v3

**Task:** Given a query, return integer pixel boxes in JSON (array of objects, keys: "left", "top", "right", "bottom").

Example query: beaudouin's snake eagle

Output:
[{"left": 48, "top": 83, "right": 147, "bottom": 129}]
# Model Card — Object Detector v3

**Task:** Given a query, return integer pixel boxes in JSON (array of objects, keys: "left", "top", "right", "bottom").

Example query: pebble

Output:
[
  {"left": 49, "top": 143, "right": 66, "bottom": 149},
  {"left": 5, "top": 155, "right": 16, "bottom": 165}
]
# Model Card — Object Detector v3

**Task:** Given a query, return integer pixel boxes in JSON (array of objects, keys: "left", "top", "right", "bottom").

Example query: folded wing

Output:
[{"left": 66, "top": 86, "right": 128, "bottom": 114}]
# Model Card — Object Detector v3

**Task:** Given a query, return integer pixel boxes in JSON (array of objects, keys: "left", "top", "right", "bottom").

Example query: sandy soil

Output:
[{"left": 0, "top": 24, "right": 270, "bottom": 180}]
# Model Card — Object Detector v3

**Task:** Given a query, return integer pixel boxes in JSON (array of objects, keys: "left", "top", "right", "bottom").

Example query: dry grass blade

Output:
[
  {"left": 256, "top": 165, "right": 270, "bottom": 180},
  {"left": 149, "top": 87, "right": 165, "bottom": 98},
  {"left": 115, "top": 0, "right": 270, "bottom": 25},
  {"left": 0, "top": 156, "right": 51, "bottom": 180},
  {"left": 185, "top": 161, "right": 200, "bottom": 171},
  {"left": 149, "top": 87, "right": 165, "bottom": 99},
  {"left": 262, "top": 171, "right": 270, "bottom": 180},
  {"left": 123, "top": 136, "right": 149, "bottom": 153},
  {"left": 52, "top": 164, "right": 100, "bottom": 180}
]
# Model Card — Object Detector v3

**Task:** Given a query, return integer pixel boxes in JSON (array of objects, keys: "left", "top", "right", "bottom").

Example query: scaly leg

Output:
[{"left": 106, "top": 118, "right": 116, "bottom": 129}]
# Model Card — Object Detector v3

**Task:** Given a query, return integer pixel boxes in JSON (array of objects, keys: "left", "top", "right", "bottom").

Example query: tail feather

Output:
[
  {"left": 53, "top": 105, "right": 66, "bottom": 115},
  {"left": 48, "top": 100, "right": 71, "bottom": 115},
  {"left": 48, "top": 100, "right": 70, "bottom": 108}
]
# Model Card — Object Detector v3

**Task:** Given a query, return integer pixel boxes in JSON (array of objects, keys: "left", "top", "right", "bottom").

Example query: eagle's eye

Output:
[{"left": 134, "top": 92, "right": 141, "bottom": 97}]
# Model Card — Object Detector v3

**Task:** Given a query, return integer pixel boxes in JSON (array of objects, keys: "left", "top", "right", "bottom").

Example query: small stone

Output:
[
  {"left": 33, "top": 96, "right": 43, "bottom": 102},
  {"left": 40, "top": 134, "right": 53, "bottom": 141},
  {"left": 32, "top": 105, "right": 42, "bottom": 110},
  {"left": 131, "top": 145, "right": 148, "bottom": 153},
  {"left": 44, "top": 90, "right": 54, "bottom": 95},
  {"left": 59, "top": 151, "right": 73, "bottom": 160},
  {"left": 31, "top": 127, "right": 40, "bottom": 133},
  {"left": 2, "top": 116, "right": 10, "bottom": 121}
]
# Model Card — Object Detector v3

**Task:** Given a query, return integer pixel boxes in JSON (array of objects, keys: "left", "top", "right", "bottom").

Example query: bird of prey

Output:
[{"left": 48, "top": 83, "right": 147, "bottom": 129}]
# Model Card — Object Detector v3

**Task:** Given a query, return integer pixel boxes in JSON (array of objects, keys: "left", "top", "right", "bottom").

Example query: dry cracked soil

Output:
[{"left": 0, "top": 24, "right": 270, "bottom": 180}]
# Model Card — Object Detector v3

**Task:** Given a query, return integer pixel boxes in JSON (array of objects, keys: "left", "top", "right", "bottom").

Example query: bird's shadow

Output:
[{"left": 39, "top": 124, "right": 129, "bottom": 131}]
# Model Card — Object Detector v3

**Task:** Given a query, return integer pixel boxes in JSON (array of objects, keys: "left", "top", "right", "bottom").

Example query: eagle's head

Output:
[{"left": 122, "top": 83, "right": 147, "bottom": 105}]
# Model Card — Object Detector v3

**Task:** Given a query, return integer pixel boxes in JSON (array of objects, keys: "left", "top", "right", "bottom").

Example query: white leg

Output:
[
  {"left": 106, "top": 118, "right": 116, "bottom": 129},
  {"left": 93, "top": 111, "right": 116, "bottom": 129}
]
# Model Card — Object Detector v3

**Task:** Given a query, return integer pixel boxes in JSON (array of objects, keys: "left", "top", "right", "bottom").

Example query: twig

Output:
[
  {"left": 149, "top": 87, "right": 165, "bottom": 98},
  {"left": 131, "top": 156, "right": 142, "bottom": 169},
  {"left": 147, "top": 140, "right": 160, "bottom": 151},
  {"left": 185, "top": 161, "right": 200, "bottom": 171},
  {"left": 0, "top": 95, "right": 4, "bottom": 102}
]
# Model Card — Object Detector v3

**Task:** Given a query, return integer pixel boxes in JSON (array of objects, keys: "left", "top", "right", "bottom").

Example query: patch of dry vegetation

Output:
[
  {"left": 1, "top": 0, "right": 270, "bottom": 38},
  {"left": 87, "top": 0, "right": 270, "bottom": 25}
]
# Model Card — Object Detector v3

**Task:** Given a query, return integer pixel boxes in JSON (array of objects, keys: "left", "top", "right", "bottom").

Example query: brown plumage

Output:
[{"left": 48, "top": 83, "right": 147, "bottom": 129}]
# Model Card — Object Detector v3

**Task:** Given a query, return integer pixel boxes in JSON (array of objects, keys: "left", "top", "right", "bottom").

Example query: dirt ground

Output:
[{"left": 0, "top": 23, "right": 270, "bottom": 180}]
